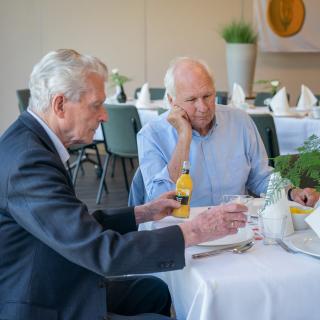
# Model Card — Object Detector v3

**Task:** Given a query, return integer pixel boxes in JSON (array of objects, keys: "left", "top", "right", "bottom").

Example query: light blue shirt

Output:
[
  {"left": 137, "top": 105, "right": 272, "bottom": 206},
  {"left": 27, "top": 109, "right": 70, "bottom": 164}
]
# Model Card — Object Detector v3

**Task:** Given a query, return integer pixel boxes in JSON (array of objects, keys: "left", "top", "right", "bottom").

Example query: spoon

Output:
[{"left": 192, "top": 241, "right": 254, "bottom": 259}]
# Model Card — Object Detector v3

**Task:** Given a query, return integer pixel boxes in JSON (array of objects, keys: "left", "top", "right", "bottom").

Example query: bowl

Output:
[{"left": 290, "top": 206, "right": 314, "bottom": 231}]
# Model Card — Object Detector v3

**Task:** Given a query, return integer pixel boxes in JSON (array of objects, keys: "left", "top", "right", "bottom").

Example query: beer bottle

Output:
[{"left": 173, "top": 160, "right": 193, "bottom": 218}]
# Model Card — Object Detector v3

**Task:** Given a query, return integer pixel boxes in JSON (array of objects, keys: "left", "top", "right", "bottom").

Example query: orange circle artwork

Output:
[{"left": 267, "top": 0, "right": 305, "bottom": 37}]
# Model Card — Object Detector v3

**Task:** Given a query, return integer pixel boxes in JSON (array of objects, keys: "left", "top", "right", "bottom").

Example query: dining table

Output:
[
  {"left": 140, "top": 208, "right": 320, "bottom": 320},
  {"left": 94, "top": 102, "right": 320, "bottom": 156},
  {"left": 247, "top": 107, "right": 320, "bottom": 155}
]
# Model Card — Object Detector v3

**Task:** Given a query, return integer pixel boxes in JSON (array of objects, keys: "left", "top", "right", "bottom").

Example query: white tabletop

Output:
[{"left": 146, "top": 217, "right": 320, "bottom": 320}]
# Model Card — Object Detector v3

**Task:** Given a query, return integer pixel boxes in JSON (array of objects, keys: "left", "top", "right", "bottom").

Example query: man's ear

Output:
[
  {"left": 52, "top": 94, "right": 66, "bottom": 118},
  {"left": 167, "top": 94, "right": 174, "bottom": 107}
]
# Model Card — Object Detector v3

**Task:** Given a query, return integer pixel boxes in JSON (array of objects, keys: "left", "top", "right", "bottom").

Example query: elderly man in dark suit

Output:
[{"left": 0, "top": 49, "right": 247, "bottom": 320}]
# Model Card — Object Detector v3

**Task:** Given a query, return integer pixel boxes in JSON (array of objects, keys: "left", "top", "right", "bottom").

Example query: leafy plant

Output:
[
  {"left": 274, "top": 135, "right": 320, "bottom": 192},
  {"left": 255, "top": 79, "right": 280, "bottom": 96},
  {"left": 110, "top": 69, "right": 131, "bottom": 87},
  {"left": 219, "top": 20, "right": 258, "bottom": 44}
]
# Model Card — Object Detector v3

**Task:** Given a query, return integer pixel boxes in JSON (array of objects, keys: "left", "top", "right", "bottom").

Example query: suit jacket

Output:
[{"left": 0, "top": 112, "right": 185, "bottom": 320}]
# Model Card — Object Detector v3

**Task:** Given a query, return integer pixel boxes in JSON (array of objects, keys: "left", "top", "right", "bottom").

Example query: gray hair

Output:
[
  {"left": 29, "top": 49, "right": 108, "bottom": 113},
  {"left": 164, "top": 57, "right": 214, "bottom": 103}
]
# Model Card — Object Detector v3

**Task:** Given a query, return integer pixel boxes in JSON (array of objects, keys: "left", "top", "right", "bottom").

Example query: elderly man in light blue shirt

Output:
[{"left": 137, "top": 57, "right": 318, "bottom": 207}]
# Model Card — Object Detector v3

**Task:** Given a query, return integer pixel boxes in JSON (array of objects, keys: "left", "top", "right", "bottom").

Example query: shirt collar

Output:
[
  {"left": 192, "top": 116, "right": 217, "bottom": 138},
  {"left": 27, "top": 108, "right": 70, "bottom": 163}
]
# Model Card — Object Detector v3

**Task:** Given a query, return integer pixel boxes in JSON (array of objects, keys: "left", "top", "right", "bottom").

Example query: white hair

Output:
[
  {"left": 29, "top": 49, "right": 108, "bottom": 113},
  {"left": 163, "top": 57, "right": 214, "bottom": 106}
]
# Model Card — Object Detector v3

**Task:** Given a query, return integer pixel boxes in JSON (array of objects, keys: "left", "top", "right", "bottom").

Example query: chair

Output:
[
  {"left": 254, "top": 92, "right": 290, "bottom": 107},
  {"left": 128, "top": 167, "right": 146, "bottom": 206},
  {"left": 96, "top": 104, "right": 142, "bottom": 204},
  {"left": 16, "top": 89, "right": 31, "bottom": 113},
  {"left": 216, "top": 91, "right": 228, "bottom": 105},
  {"left": 134, "top": 87, "right": 166, "bottom": 100},
  {"left": 16, "top": 89, "right": 104, "bottom": 187},
  {"left": 249, "top": 114, "right": 280, "bottom": 167}
]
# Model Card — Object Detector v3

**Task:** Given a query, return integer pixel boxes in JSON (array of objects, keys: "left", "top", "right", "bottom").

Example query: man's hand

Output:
[
  {"left": 291, "top": 187, "right": 320, "bottom": 207},
  {"left": 167, "top": 105, "right": 192, "bottom": 139},
  {"left": 134, "top": 191, "right": 180, "bottom": 224},
  {"left": 179, "top": 203, "right": 248, "bottom": 247}
]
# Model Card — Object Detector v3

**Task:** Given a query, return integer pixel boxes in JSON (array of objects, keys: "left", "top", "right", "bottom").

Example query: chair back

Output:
[
  {"left": 102, "top": 104, "right": 142, "bottom": 157},
  {"left": 134, "top": 87, "right": 166, "bottom": 100},
  {"left": 16, "top": 89, "right": 30, "bottom": 113},
  {"left": 128, "top": 167, "right": 146, "bottom": 206},
  {"left": 249, "top": 113, "right": 280, "bottom": 166},
  {"left": 216, "top": 91, "right": 228, "bottom": 105}
]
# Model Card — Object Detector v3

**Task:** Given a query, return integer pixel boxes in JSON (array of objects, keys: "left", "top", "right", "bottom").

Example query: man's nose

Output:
[
  {"left": 196, "top": 98, "right": 209, "bottom": 112},
  {"left": 100, "top": 106, "right": 108, "bottom": 122}
]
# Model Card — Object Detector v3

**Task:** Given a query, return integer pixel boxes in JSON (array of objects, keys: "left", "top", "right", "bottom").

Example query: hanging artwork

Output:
[{"left": 254, "top": 0, "right": 320, "bottom": 52}]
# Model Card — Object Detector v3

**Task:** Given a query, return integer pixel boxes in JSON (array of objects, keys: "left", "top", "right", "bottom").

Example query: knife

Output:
[{"left": 276, "top": 238, "right": 297, "bottom": 254}]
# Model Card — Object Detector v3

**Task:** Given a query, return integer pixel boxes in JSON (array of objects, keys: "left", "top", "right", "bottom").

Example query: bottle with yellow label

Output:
[{"left": 173, "top": 160, "right": 193, "bottom": 218}]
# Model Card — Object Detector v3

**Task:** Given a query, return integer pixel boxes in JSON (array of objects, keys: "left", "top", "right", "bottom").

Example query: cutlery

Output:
[
  {"left": 276, "top": 238, "right": 297, "bottom": 254},
  {"left": 192, "top": 241, "right": 254, "bottom": 259}
]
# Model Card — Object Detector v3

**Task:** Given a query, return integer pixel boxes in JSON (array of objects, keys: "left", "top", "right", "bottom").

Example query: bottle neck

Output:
[{"left": 181, "top": 169, "right": 190, "bottom": 174}]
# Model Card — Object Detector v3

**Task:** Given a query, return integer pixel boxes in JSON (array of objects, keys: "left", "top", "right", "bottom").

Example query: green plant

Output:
[
  {"left": 255, "top": 79, "right": 280, "bottom": 96},
  {"left": 110, "top": 68, "right": 131, "bottom": 87},
  {"left": 274, "top": 135, "right": 320, "bottom": 192},
  {"left": 219, "top": 20, "right": 258, "bottom": 44}
]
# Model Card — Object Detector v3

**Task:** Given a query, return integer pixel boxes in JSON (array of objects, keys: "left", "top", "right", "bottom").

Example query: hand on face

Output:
[
  {"left": 180, "top": 203, "right": 248, "bottom": 247},
  {"left": 291, "top": 188, "right": 320, "bottom": 207},
  {"left": 167, "top": 105, "right": 192, "bottom": 138}
]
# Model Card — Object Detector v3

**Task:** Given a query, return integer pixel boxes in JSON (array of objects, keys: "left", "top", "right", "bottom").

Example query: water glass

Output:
[
  {"left": 222, "top": 195, "right": 254, "bottom": 206},
  {"left": 260, "top": 215, "right": 287, "bottom": 245}
]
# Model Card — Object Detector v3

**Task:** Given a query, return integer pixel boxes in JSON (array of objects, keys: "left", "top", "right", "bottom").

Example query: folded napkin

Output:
[
  {"left": 270, "top": 87, "right": 291, "bottom": 116},
  {"left": 296, "top": 84, "right": 318, "bottom": 111},
  {"left": 305, "top": 207, "right": 320, "bottom": 238},
  {"left": 136, "top": 83, "right": 151, "bottom": 108},
  {"left": 231, "top": 83, "right": 246, "bottom": 108},
  {"left": 259, "top": 172, "right": 294, "bottom": 237}
]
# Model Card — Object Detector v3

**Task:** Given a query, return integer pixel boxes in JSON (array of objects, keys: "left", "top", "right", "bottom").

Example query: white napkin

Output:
[
  {"left": 296, "top": 85, "right": 318, "bottom": 111},
  {"left": 259, "top": 172, "right": 294, "bottom": 236},
  {"left": 231, "top": 83, "right": 246, "bottom": 108},
  {"left": 305, "top": 207, "right": 320, "bottom": 238},
  {"left": 136, "top": 83, "right": 151, "bottom": 108},
  {"left": 270, "top": 87, "right": 291, "bottom": 116}
]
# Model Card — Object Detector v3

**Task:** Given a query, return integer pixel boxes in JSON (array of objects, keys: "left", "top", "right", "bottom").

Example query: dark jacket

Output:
[{"left": 0, "top": 112, "right": 185, "bottom": 320}]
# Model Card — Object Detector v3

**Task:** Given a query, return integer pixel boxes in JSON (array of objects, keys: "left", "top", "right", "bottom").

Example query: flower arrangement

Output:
[
  {"left": 255, "top": 79, "right": 280, "bottom": 96},
  {"left": 109, "top": 69, "right": 131, "bottom": 87},
  {"left": 219, "top": 20, "right": 258, "bottom": 44}
]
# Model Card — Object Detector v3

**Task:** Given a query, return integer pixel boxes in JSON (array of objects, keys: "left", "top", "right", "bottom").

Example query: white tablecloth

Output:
[{"left": 147, "top": 218, "right": 320, "bottom": 320}]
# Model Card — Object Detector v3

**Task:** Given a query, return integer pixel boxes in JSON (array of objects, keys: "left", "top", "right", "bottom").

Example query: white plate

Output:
[
  {"left": 284, "top": 229, "right": 320, "bottom": 258},
  {"left": 197, "top": 226, "right": 254, "bottom": 247}
]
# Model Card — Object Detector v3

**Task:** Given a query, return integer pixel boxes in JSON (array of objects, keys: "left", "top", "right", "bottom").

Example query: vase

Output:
[
  {"left": 226, "top": 43, "right": 257, "bottom": 98},
  {"left": 116, "top": 85, "right": 127, "bottom": 103}
]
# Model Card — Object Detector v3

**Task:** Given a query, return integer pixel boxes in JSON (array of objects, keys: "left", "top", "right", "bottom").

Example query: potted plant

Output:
[
  {"left": 261, "top": 135, "right": 320, "bottom": 215},
  {"left": 219, "top": 20, "right": 258, "bottom": 98},
  {"left": 110, "top": 69, "right": 131, "bottom": 103}
]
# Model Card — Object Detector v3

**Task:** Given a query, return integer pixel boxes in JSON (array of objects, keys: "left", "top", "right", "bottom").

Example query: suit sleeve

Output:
[{"left": 7, "top": 146, "right": 186, "bottom": 277}]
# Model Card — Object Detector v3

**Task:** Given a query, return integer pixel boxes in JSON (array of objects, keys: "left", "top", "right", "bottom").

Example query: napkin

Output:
[
  {"left": 259, "top": 172, "right": 294, "bottom": 236},
  {"left": 270, "top": 87, "right": 291, "bottom": 116},
  {"left": 296, "top": 85, "right": 318, "bottom": 111},
  {"left": 136, "top": 83, "right": 151, "bottom": 108},
  {"left": 305, "top": 207, "right": 320, "bottom": 238},
  {"left": 231, "top": 83, "right": 246, "bottom": 108}
]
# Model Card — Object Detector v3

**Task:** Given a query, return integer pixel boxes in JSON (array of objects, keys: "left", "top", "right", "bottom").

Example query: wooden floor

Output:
[{"left": 74, "top": 155, "right": 138, "bottom": 212}]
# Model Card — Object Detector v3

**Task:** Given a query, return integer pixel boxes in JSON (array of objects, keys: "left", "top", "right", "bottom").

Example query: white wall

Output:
[{"left": 1, "top": 0, "right": 319, "bottom": 133}]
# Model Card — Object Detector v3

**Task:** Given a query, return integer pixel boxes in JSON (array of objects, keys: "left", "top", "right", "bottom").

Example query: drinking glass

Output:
[{"left": 260, "top": 215, "right": 287, "bottom": 245}]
